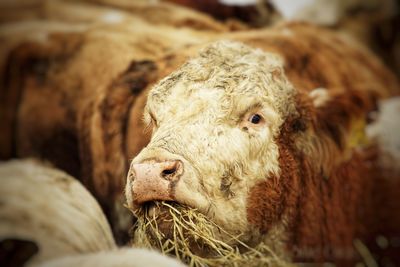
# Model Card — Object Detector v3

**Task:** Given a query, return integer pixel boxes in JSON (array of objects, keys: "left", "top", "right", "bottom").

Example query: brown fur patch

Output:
[{"left": 246, "top": 144, "right": 300, "bottom": 235}]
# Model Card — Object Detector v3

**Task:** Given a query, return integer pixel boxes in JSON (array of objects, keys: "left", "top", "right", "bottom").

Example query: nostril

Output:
[
  {"left": 161, "top": 167, "right": 176, "bottom": 177},
  {"left": 160, "top": 160, "right": 182, "bottom": 179}
]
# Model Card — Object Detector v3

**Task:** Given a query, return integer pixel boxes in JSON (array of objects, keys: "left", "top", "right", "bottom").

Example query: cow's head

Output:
[
  {"left": 125, "top": 40, "right": 370, "bottom": 260},
  {"left": 125, "top": 40, "right": 299, "bottom": 246}
]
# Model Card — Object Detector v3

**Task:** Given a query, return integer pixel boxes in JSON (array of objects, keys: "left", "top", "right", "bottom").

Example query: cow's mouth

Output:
[
  {"left": 132, "top": 201, "right": 219, "bottom": 257},
  {"left": 133, "top": 201, "right": 177, "bottom": 241},
  {"left": 131, "top": 201, "right": 285, "bottom": 266}
]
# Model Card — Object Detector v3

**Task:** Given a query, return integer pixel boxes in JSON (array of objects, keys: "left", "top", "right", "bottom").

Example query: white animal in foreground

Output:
[
  {"left": 0, "top": 159, "right": 187, "bottom": 266},
  {"left": 0, "top": 159, "right": 116, "bottom": 266}
]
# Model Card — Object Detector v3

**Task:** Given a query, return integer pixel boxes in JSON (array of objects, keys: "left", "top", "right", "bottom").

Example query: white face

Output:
[{"left": 126, "top": 40, "right": 296, "bottom": 243}]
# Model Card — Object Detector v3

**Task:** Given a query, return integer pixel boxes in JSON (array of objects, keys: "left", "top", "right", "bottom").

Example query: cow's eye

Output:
[{"left": 249, "top": 114, "right": 262, "bottom": 124}]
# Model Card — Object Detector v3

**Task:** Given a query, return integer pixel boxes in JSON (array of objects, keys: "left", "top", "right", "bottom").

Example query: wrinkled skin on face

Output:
[{"left": 126, "top": 41, "right": 297, "bottom": 247}]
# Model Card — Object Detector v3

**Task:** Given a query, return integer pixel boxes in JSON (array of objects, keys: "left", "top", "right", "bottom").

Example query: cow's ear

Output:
[
  {"left": 308, "top": 86, "right": 379, "bottom": 118},
  {"left": 307, "top": 87, "right": 380, "bottom": 150}
]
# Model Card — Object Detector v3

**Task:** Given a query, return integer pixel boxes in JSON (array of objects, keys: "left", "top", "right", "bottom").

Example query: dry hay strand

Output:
[{"left": 131, "top": 201, "right": 292, "bottom": 267}]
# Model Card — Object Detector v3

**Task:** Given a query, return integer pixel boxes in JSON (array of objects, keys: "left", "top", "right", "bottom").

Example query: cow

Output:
[
  {"left": 125, "top": 23, "right": 400, "bottom": 265},
  {"left": 2, "top": 3, "right": 399, "bottom": 262}
]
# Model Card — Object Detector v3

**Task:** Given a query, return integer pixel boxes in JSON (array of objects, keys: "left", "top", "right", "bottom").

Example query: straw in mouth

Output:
[{"left": 131, "top": 201, "right": 292, "bottom": 267}]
